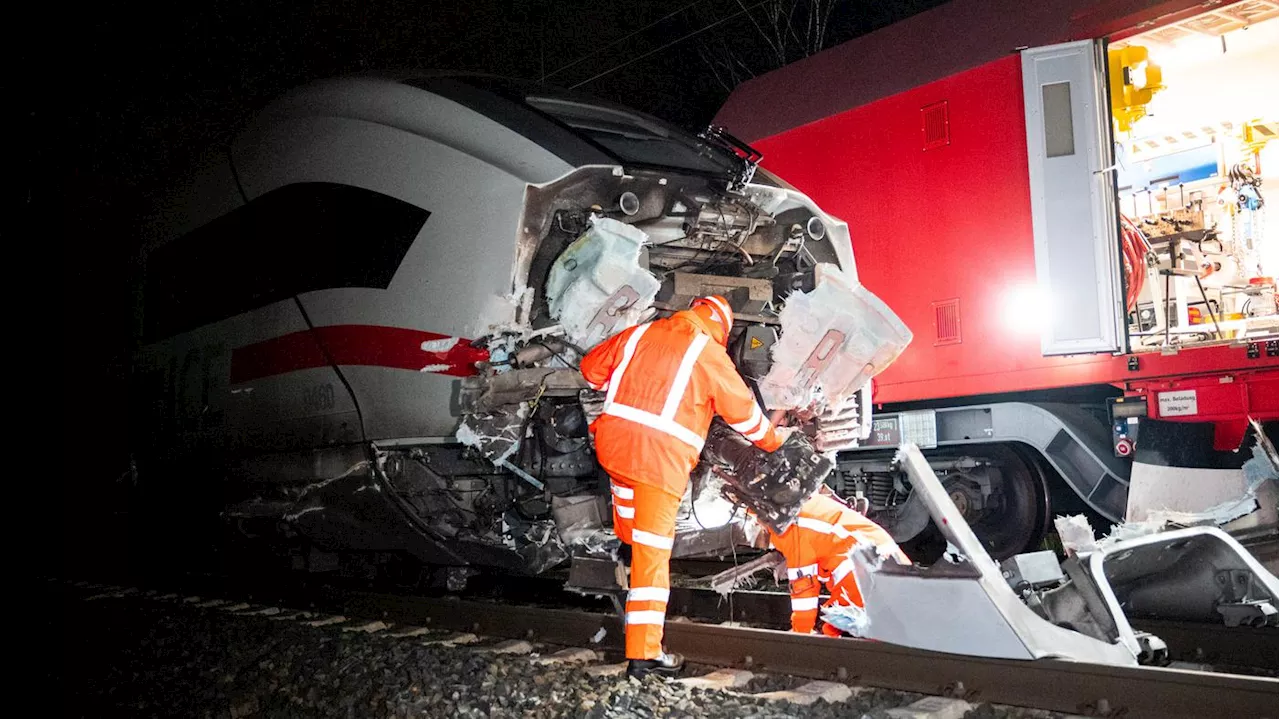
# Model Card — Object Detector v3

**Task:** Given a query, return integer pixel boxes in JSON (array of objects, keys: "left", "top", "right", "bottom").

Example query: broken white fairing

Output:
[
  {"left": 451, "top": 162, "right": 907, "bottom": 567},
  {"left": 848, "top": 444, "right": 1278, "bottom": 667}
]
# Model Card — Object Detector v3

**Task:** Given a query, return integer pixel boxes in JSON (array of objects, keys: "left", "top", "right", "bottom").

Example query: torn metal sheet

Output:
[
  {"left": 855, "top": 445, "right": 1278, "bottom": 668},
  {"left": 280, "top": 461, "right": 470, "bottom": 566},
  {"left": 545, "top": 215, "right": 660, "bottom": 350},
  {"left": 847, "top": 444, "right": 1138, "bottom": 665},
  {"left": 454, "top": 404, "right": 529, "bottom": 467},
  {"left": 1126, "top": 460, "right": 1268, "bottom": 526},
  {"left": 1055, "top": 514, "right": 1100, "bottom": 556},
  {"left": 1079, "top": 526, "right": 1280, "bottom": 636},
  {"left": 510, "top": 517, "right": 569, "bottom": 575},
  {"left": 1125, "top": 419, "right": 1279, "bottom": 537},
  {"left": 707, "top": 551, "right": 786, "bottom": 595},
  {"left": 552, "top": 494, "right": 620, "bottom": 559},
  {"left": 758, "top": 264, "right": 911, "bottom": 413}
]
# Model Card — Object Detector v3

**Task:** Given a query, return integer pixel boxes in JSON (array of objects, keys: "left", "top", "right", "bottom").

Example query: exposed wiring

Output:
[
  {"left": 535, "top": 340, "right": 580, "bottom": 369},
  {"left": 1120, "top": 214, "right": 1152, "bottom": 314}
]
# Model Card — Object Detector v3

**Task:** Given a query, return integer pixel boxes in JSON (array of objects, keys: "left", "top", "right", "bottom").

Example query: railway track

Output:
[{"left": 59, "top": 573, "right": 1279, "bottom": 719}]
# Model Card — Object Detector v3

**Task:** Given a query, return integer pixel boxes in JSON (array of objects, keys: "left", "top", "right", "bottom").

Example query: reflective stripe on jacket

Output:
[{"left": 582, "top": 309, "right": 781, "bottom": 495}]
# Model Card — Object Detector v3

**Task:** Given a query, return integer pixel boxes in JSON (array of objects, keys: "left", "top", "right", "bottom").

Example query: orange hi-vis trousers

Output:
[
  {"left": 787, "top": 548, "right": 874, "bottom": 636},
  {"left": 609, "top": 475, "right": 683, "bottom": 660},
  {"left": 770, "top": 493, "right": 909, "bottom": 635}
]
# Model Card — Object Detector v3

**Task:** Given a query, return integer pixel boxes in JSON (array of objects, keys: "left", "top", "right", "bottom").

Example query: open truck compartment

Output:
[
  {"left": 1024, "top": 1, "right": 1278, "bottom": 357},
  {"left": 1110, "top": 5, "right": 1279, "bottom": 352}
]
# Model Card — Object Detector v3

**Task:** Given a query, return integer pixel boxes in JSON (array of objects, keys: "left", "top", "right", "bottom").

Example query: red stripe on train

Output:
[{"left": 229, "top": 325, "right": 488, "bottom": 384}]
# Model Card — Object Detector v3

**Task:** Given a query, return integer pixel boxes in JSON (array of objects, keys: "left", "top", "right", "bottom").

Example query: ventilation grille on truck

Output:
[
  {"left": 922, "top": 101, "right": 950, "bottom": 151},
  {"left": 933, "top": 298, "right": 961, "bottom": 346}
]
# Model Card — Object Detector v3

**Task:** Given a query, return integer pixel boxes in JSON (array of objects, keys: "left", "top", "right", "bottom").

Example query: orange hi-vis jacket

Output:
[
  {"left": 768, "top": 493, "right": 908, "bottom": 634},
  {"left": 581, "top": 308, "right": 782, "bottom": 496}
]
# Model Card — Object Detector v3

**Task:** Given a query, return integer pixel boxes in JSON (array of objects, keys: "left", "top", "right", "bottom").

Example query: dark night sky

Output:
[{"left": 43, "top": 0, "right": 943, "bottom": 563}]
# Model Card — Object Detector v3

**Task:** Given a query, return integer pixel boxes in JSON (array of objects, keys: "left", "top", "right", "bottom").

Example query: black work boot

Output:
[{"left": 626, "top": 650, "right": 684, "bottom": 679}]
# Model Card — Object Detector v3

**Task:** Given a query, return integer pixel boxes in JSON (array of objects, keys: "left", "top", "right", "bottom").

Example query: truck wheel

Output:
[{"left": 962, "top": 444, "right": 1051, "bottom": 561}]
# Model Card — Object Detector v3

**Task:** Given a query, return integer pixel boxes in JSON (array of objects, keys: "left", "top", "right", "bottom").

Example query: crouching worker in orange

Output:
[
  {"left": 581, "top": 295, "right": 786, "bottom": 679},
  {"left": 765, "top": 489, "right": 909, "bottom": 637}
]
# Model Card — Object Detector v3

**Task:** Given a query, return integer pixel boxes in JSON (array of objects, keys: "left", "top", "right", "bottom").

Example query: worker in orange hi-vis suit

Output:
[
  {"left": 581, "top": 295, "right": 786, "bottom": 679},
  {"left": 765, "top": 489, "right": 909, "bottom": 637}
]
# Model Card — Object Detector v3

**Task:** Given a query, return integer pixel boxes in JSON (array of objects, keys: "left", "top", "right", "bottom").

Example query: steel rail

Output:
[
  {"left": 328, "top": 589, "right": 1277, "bottom": 719},
  {"left": 663, "top": 586, "right": 1279, "bottom": 671}
]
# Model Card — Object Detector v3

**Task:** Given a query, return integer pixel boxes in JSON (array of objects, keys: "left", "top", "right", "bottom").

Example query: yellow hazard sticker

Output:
[{"left": 750, "top": 337, "right": 763, "bottom": 349}]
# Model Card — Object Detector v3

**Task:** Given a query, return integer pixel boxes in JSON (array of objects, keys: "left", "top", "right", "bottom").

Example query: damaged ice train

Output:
[{"left": 130, "top": 74, "right": 910, "bottom": 578}]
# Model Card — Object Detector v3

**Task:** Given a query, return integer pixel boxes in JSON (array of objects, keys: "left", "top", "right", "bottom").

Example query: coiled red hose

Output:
[{"left": 1120, "top": 215, "right": 1150, "bottom": 313}]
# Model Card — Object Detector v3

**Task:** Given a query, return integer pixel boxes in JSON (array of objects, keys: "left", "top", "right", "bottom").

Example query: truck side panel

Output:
[{"left": 750, "top": 55, "right": 1275, "bottom": 405}]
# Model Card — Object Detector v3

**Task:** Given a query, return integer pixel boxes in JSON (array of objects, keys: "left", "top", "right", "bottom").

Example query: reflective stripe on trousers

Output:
[{"left": 610, "top": 475, "right": 682, "bottom": 660}]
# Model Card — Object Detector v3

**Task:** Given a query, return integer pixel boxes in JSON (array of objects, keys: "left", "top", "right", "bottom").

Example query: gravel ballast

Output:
[{"left": 52, "top": 581, "right": 1061, "bottom": 719}]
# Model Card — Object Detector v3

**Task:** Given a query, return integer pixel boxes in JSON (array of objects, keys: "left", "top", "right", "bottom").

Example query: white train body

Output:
[{"left": 132, "top": 74, "right": 861, "bottom": 576}]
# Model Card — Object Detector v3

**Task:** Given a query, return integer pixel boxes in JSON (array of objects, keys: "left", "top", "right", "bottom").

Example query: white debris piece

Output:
[
  {"left": 821, "top": 601, "right": 870, "bottom": 637},
  {"left": 419, "top": 364, "right": 452, "bottom": 373},
  {"left": 1125, "top": 424, "right": 1275, "bottom": 533},
  {"left": 751, "top": 680, "right": 854, "bottom": 705},
  {"left": 677, "top": 669, "right": 754, "bottom": 689},
  {"left": 886, "top": 696, "right": 974, "bottom": 719},
  {"left": 759, "top": 265, "right": 911, "bottom": 412},
  {"left": 545, "top": 216, "right": 660, "bottom": 350},
  {"left": 1054, "top": 514, "right": 1099, "bottom": 556},
  {"left": 420, "top": 337, "right": 459, "bottom": 353}
]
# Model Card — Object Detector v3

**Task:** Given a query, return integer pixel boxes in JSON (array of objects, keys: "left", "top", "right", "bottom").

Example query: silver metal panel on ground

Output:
[
  {"left": 852, "top": 444, "right": 1137, "bottom": 665},
  {"left": 1085, "top": 527, "right": 1279, "bottom": 636}
]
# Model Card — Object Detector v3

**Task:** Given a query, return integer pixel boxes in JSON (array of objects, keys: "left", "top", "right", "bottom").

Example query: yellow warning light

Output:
[
  {"left": 1108, "top": 45, "right": 1164, "bottom": 134},
  {"left": 1242, "top": 119, "right": 1278, "bottom": 155}
]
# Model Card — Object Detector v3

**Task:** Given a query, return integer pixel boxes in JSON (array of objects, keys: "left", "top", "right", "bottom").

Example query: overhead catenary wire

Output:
[
  {"left": 542, "top": 0, "right": 709, "bottom": 81},
  {"left": 568, "top": 0, "right": 777, "bottom": 89}
]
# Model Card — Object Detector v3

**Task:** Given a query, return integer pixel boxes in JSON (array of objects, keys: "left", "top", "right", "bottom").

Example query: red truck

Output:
[{"left": 715, "top": 0, "right": 1279, "bottom": 560}]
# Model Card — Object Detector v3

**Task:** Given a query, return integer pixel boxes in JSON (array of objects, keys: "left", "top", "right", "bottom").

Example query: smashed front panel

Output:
[
  {"left": 443, "top": 163, "right": 914, "bottom": 578},
  {"left": 545, "top": 216, "right": 660, "bottom": 350}
]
